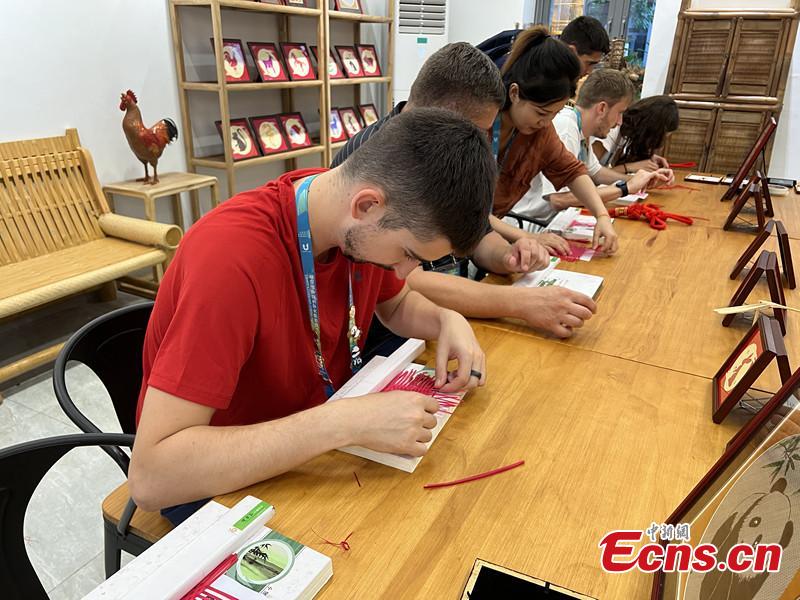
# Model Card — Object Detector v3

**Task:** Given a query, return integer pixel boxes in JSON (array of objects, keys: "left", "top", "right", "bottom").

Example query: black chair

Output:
[
  {"left": 0, "top": 432, "right": 135, "bottom": 599},
  {"left": 505, "top": 211, "right": 552, "bottom": 231},
  {"left": 52, "top": 301, "right": 154, "bottom": 577}
]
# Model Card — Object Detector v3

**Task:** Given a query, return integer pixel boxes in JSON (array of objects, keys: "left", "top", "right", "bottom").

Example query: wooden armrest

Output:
[{"left": 99, "top": 213, "right": 182, "bottom": 250}]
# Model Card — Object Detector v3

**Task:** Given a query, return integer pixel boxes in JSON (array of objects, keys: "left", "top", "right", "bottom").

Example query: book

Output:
[
  {"left": 328, "top": 338, "right": 468, "bottom": 472},
  {"left": 190, "top": 527, "right": 333, "bottom": 600},
  {"left": 85, "top": 496, "right": 276, "bottom": 600},
  {"left": 513, "top": 257, "right": 603, "bottom": 299}
]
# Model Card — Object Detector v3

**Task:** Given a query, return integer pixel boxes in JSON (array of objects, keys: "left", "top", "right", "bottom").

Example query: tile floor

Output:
[{"left": 1, "top": 292, "right": 142, "bottom": 598}]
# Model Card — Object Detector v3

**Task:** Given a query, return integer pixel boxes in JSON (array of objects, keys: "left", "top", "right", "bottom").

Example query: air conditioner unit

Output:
[{"left": 393, "top": 0, "right": 449, "bottom": 105}]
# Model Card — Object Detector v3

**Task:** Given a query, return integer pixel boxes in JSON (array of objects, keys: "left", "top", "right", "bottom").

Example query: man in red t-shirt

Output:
[{"left": 129, "top": 108, "right": 496, "bottom": 514}]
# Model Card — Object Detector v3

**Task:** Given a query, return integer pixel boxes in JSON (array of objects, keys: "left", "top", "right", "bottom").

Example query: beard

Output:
[{"left": 343, "top": 225, "right": 394, "bottom": 271}]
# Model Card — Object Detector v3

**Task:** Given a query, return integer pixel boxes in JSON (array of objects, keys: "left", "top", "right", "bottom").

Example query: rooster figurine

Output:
[{"left": 119, "top": 90, "right": 178, "bottom": 185}]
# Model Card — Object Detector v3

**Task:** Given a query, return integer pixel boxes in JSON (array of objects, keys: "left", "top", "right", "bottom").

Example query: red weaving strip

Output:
[
  {"left": 423, "top": 460, "right": 525, "bottom": 489},
  {"left": 669, "top": 161, "right": 697, "bottom": 168},
  {"left": 312, "top": 529, "right": 354, "bottom": 551}
]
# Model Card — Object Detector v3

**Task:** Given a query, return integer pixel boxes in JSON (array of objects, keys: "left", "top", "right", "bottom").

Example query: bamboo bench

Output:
[{"left": 0, "top": 129, "right": 181, "bottom": 386}]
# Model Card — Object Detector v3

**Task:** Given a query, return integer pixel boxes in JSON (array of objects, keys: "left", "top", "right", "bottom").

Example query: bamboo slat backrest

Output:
[{"left": 0, "top": 129, "right": 110, "bottom": 266}]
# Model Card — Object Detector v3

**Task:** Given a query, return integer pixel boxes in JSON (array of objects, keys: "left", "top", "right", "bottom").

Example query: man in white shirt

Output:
[{"left": 510, "top": 69, "right": 675, "bottom": 228}]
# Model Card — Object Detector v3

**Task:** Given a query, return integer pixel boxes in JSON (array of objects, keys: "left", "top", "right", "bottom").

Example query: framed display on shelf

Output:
[
  {"left": 214, "top": 38, "right": 251, "bottom": 83},
  {"left": 335, "top": 45, "right": 365, "bottom": 78},
  {"left": 730, "top": 220, "right": 775, "bottom": 280},
  {"left": 280, "top": 43, "right": 316, "bottom": 81},
  {"left": 247, "top": 42, "right": 289, "bottom": 83},
  {"left": 711, "top": 314, "right": 791, "bottom": 424},
  {"left": 356, "top": 44, "right": 382, "bottom": 77},
  {"left": 776, "top": 220, "right": 796, "bottom": 289},
  {"left": 284, "top": 0, "right": 308, "bottom": 6},
  {"left": 215, "top": 119, "right": 261, "bottom": 161},
  {"left": 279, "top": 113, "right": 313, "bottom": 149},
  {"left": 259, "top": 0, "right": 284, "bottom": 4},
  {"left": 652, "top": 365, "right": 800, "bottom": 599},
  {"left": 358, "top": 104, "right": 379, "bottom": 126},
  {"left": 249, "top": 115, "right": 290, "bottom": 155},
  {"left": 310, "top": 45, "right": 345, "bottom": 79},
  {"left": 339, "top": 107, "right": 363, "bottom": 138},
  {"left": 329, "top": 109, "right": 348, "bottom": 143},
  {"left": 334, "top": 0, "right": 362, "bottom": 13}
]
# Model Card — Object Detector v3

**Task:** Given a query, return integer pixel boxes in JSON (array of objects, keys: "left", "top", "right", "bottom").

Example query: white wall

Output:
[
  {"left": 642, "top": 0, "right": 799, "bottom": 179},
  {"left": 448, "top": 0, "right": 526, "bottom": 44},
  {"left": 0, "top": 1, "right": 186, "bottom": 192}
]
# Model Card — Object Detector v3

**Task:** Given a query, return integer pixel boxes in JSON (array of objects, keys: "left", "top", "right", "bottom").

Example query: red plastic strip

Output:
[
  {"left": 180, "top": 553, "right": 237, "bottom": 600},
  {"left": 354, "top": 471, "right": 362, "bottom": 487},
  {"left": 669, "top": 161, "right": 697, "bottom": 168},
  {"left": 423, "top": 460, "right": 525, "bottom": 489}
]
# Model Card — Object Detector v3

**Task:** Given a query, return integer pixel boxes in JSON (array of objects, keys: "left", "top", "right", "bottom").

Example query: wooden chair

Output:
[{"left": 0, "top": 128, "right": 182, "bottom": 387}]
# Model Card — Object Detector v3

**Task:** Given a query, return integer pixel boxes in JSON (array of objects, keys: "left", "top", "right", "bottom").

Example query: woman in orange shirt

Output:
[{"left": 489, "top": 26, "right": 618, "bottom": 254}]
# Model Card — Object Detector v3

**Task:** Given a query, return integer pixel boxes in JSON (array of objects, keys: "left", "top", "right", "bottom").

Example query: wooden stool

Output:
[{"left": 103, "top": 172, "right": 219, "bottom": 282}]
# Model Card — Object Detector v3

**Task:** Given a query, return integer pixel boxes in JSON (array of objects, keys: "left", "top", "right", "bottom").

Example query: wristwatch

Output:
[{"left": 615, "top": 179, "right": 629, "bottom": 197}]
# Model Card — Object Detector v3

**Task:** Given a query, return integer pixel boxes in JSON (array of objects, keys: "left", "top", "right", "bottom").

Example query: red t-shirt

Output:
[{"left": 136, "top": 168, "right": 405, "bottom": 427}]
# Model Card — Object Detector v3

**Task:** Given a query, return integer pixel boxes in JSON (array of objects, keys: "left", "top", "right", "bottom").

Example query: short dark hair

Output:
[
  {"left": 340, "top": 108, "right": 496, "bottom": 256},
  {"left": 576, "top": 68, "right": 634, "bottom": 108},
  {"left": 617, "top": 95, "right": 680, "bottom": 164},
  {"left": 409, "top": 42, "right": 506, "bottom": 119},
  {"left": 561, "top": 16, "right": 610, "bottom": 55},
  {"left": 502, "top": 26, "right": 581, "bottom": 107}
]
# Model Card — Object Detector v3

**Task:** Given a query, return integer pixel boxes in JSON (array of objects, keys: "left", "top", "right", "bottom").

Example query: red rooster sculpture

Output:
[{"left": 119, "top": 90, "right": 178, "bottom": 185}]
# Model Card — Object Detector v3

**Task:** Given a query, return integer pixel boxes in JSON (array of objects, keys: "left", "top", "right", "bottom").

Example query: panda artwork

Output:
[{"left": 682, "top": 434, "right": 800, "bottom": 600}]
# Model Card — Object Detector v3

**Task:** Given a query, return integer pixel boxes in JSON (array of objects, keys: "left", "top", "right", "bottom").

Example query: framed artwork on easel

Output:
[
  {"left": 722, "top": 250, "right": 786, "bottom": 334},
  {"left": 730, "top": 219, "right": 796, "bottom": 290},
  {"left": 721, "top": 117, "right": 778, "bottom": 201},
  {"left": 712, "top": 314, "right": 791, "bottom": 424},
  {"left": 652, "top": 363, "right": 800, "bottom": 599},
  {"left": 723, "top": 174, "right": 766, "bottom": 231}
]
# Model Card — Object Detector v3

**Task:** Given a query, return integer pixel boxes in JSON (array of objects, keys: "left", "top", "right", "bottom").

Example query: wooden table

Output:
[
  {"left": 182, "top": 180, "right": 796, "bottom": 598},
  {"left": 103, "top": 171, "right": 219, "bottom": 232},
  {"left": 216, "top": 324, "right": 742, "bottom": 599}
]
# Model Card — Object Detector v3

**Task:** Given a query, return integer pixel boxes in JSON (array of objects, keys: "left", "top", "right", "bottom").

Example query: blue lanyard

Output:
[
  {"left": 572, "top": 107, "right": 588, "bottom": 163},
  {"left": 295, "top": 175, "right": 362, "bottom": 398},
  {"left": 492, "top": 114, "right": 517, "bottom": 170}
]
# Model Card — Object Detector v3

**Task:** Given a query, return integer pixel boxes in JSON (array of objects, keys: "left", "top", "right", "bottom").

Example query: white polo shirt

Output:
[{"left": 508, "top": 107, "right": 603, "bottom": 226}]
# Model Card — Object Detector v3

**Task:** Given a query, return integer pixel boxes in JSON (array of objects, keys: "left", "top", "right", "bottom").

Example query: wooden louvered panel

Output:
[
  {"left": 663, "top": 106, "right": 715, "bottom": 169},
  {"left": 673, "top": 20, "right": 733, "bottom": 95},
  {"left": 706, "top": 109, "right": 771, "bottom": 174},
  {"left": 725, "top": 19, "right": 785, "bottom": 97}
]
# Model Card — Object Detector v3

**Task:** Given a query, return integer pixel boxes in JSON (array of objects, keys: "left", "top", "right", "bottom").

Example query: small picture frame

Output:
[
  {"left": 280, "top": 43, "right": 316, "bottom": 81},
  {"left": 355, "top": 44, "right": 382, "bottom": 77},
  {"left": 310, "top": 45, "right": 345, "bottom": 79},
  {"left": 775, "top": 220, "right": 796, "bottom": 289},
  {"left": 723, "top": 174, "right": 766, "bottom": 231},
  {"left": 335, "top": 45, "right": 365, "bottom": 78},
  {"left": 729, "top": 219, "right": 775, "bottom": 280},
  {"left": 278, "top": 113, "right": 312, "bottom": 149},
  {"left": 684, "top": 173, "right": 722, "bottom": 184},
  {"left": 215, "top": 119, "right": 261, "bottom": 161},
  {"left": 652, "top": 364, "right": 800, "bottom": 599},
  {"left": 284, "top": 0, "right": 308, "bottom": 6},
  {"left": 258, "top": 0, "right": 284, "bottom": 4},
  {"left": 759, "top": 170, "right": 775, "bottom": 218},
  {"left": 339, "top": 107, "right": 363, "bottom": 138},
  {"left": 247, "top": 42, "right": 289, "bottom": 82},
  {"left": 214, "top": 38, "right": 251, "bottom": 83},
  {"left": 334, "top": 0, "right": 362, "bottom": 13},
  {"left": 462, "top": 558, "right": 596, "bottom": 600},
  {"left": 248, "top": 115, "right": 290, "bottom": 155},
  {"left": 722, "top": 250, "right": 784, "bottom": 332},
  {"left": 329, "top": 109, "right": 348, "bottom": 143},
  {"left": 358, "top": 104, "right": 379, "bottom": 127},
  {"left": 712, "top": 314, "right": 791, "bottom": 424},
  {"left": 721, "top": 117, "right": 778, "bottom": 201}
]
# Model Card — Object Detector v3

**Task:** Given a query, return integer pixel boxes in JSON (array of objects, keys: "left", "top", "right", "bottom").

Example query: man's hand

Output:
[
  {"left": 503, "top": 237, "right": 551, "bottom": 273},
  {"left": 434, "top": 309, "right": 486, "bottom": 392},
  {"left": 532, "top": 232, "right": 571, "bottom": 256},
  {"left": 627, "top": 169, "right": 671, "bottom": 194},
  {"left": 512, "top": 286, "right": 597, "bottom": 338},
  {"left": 340, "top": 391, "right": 440, "bottom": 457},
  {"left": 593, "top": 214, "right": 618, "bottom": 255}
]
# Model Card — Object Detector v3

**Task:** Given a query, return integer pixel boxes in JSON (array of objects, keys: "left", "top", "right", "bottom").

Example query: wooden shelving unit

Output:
[{"left": 168, "top": 0, "right": 394, "bottom": 199}]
